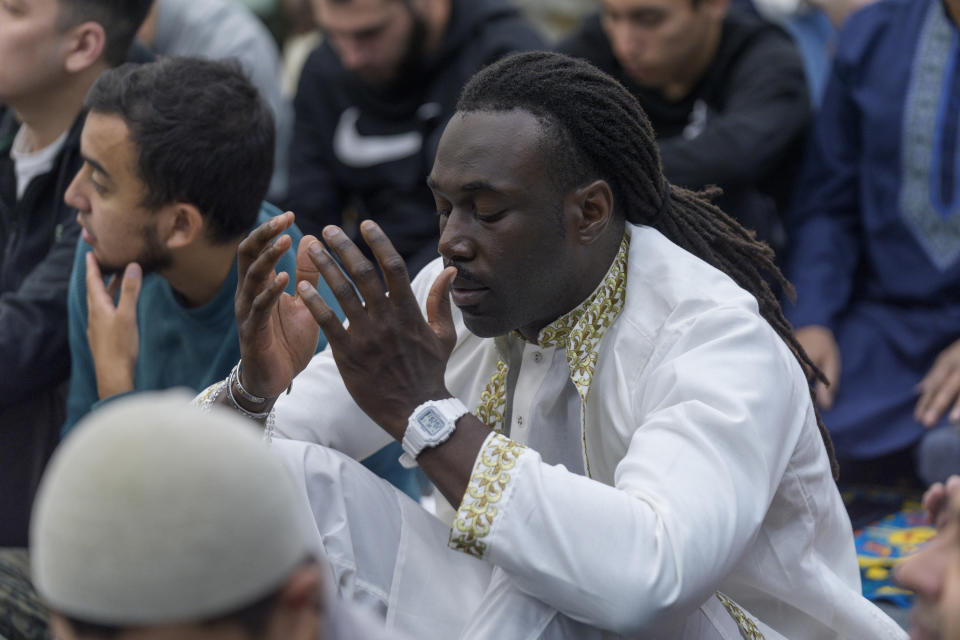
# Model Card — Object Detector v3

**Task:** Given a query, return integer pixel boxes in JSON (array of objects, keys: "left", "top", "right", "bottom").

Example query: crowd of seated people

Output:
[{"left": 2, "top": 0, "right": 960, "bottom": 638}]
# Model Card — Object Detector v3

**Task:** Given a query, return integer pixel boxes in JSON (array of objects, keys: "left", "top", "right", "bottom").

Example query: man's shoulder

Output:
[
  {"left": 620, "top": 225, "right": 763, "bottom": 335},
  {"left": 832, "top": 0, "right": 926, "bottom": 67},
  {"left": 713, "top": 9, "right": 801, "bottom": 76}
]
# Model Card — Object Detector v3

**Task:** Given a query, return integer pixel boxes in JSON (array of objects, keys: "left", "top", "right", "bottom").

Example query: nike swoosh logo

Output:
[{"left": 333, "top": 107, "right": 423, "bottom": 168}]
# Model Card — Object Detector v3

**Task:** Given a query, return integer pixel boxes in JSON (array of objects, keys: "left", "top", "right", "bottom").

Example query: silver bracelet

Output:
[
  {"left": 226, "top": 369, "right": 272, "bottom": 422},
  {"left": 230, "top": 359, "right": 266, "bottom": 405}
]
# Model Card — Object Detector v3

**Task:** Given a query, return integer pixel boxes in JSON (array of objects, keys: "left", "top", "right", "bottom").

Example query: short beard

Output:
[
  {"left": 98, "top": 224, "right": 173, "bottom": 277},
  {"left": 360, "top": 7, "right": 428, "bottom": 93}
]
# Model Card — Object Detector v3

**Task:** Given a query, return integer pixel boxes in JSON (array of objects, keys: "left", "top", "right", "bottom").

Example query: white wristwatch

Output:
[{"left": 399, "top": 398, "right": 468, "bottom": 469}]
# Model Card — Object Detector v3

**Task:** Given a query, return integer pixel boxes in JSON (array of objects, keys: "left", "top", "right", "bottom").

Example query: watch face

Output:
[{"left": 416, "top": 408, "right": 446, "bottom": 436}]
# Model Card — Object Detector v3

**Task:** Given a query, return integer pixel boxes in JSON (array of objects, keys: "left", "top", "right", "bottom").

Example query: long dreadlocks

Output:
[{"left": 457, "top": 51, "right": 838, "bottom": 478}]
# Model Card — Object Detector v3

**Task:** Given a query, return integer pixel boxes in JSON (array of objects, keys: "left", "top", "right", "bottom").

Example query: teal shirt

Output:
[
  {"left": 63, "top": 202, "right": 419, "bottom": 499},
  {"left": 63, "top": 202, "right": 341, "bottom": 434}
]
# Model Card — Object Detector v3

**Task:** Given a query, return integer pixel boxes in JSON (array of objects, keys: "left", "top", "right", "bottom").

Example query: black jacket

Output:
[
  {"left": 285, "top": 0, "right": 544, "bottom": 275},
  {"left": 558, "top": 10, "right": 810, "bottom": 254},
  {"left": 0, "top": 106, "right": 84, "bottom": 545}
]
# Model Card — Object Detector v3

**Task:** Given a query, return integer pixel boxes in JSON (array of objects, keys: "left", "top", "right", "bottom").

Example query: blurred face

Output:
[
  {"left": 428, "top": 109, "right": 586, "bottom": 340},
  {"left": 64, "top": 112, "right": 173, "bottom": 276},
  {"left": 896, "top": 495, "right": 960, "bottom": 640},
  {"left": 0, "top": 0, "right": 70, "bottom": 105},
  {"left": 600, "top": 0, "right": 724, "bottom": 90},
  {"left": 313, "top": 0, "right": 423, "bottom": 86}
]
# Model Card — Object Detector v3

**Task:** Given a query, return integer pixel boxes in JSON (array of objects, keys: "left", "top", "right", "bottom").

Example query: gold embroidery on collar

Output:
[
  {"left": 474, "top": 360, "right": 508, "bottom": 433},
  {"left": 449, "top": 433, "right": 527, "bottom": 559},
  {"left": 471, "top": 234, "right": 629, "bottom": 473},
  {"left": 451, "top": 237, "right": 629, "bottom": 558},
  {"left": 716, "top": 593, "right": 766, "bottom": 640}
]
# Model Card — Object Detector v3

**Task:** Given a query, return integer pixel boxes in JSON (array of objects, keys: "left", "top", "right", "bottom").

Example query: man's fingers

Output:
[
  {"left": 248, "top": 272, "right": 289, "bottom": 327},
  {"left": 85, "top": 252, "right": 114, "bottom": 308},
  {"left": 426, "top": 266, "right": 457, "bottom": 349},
  {"left": 321, "top": 226, "right": 386, "bottom": 314},
  {"left": 238, "top": 234, "right": 293, "bottom": 315},
  {"left": 117, "top": 263, "right": 142, "bottom": 318},
  {"left": 360, "top": 220, "right": 416, "bottom": 310},
  {"left": 306, "top": 240, "right": 366, "bottom": 324},
  {"left": 298, "top": 280, "right": 348, "bottom": 344},
  {"left": 294, "top": 236, "right": 322, "bottom": 291},
  {"left": 919, "top": 370, "right": 960, "bottom": 427},
  {"left": 237, "top": 212, "right": 295, "bottom": 277}
]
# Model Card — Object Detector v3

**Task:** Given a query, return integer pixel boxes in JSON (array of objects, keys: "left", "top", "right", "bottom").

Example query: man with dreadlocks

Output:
[{"left": 207, "top": 51, "right": 904, "bottom": 638}]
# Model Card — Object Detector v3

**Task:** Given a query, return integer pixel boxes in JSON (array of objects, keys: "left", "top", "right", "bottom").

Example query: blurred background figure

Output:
[
  {"left": 750, "top": 0, "right": 878, "bottom": 105},
  {"left": 786, "top": 0, "right": 960, "bottom": 488},
  {"left": 0, "top": 0, "right": 152, "bottom": 548},
  {"left": 558, "top": 0, "right": 810, "bottom": 257},
  {"left": 284, "top": 0, "right": 543, "bottom": 277},
  {"left": 136, "top": 0, "right": 293, "bottom": 201}
]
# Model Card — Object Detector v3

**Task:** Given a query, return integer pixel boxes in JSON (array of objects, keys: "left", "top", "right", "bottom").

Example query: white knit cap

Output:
[{"left": 30, "top": 391, "right": 317, "bottom": 625}]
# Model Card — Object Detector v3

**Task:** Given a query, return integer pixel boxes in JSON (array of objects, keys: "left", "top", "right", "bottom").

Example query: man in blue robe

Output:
[{"left": 787, "top": 0, "right": 960, "bottom": 482}]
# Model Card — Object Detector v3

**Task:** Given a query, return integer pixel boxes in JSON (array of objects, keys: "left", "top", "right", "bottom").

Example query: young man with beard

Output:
[
  {"left": 61, "top": 57, "right": 340, "bottom": 433},
  {"left": 0, "top": 0, "right": 152, "bottom": 548},
  {"left": 286, "top": 0, "right": 543, "bottom": 277},
  {"left": 209, "top": 52, "right": 905, "bottom": 639},
  {"left": 557, "top": 0, "right": 810, "bottom": 255}
]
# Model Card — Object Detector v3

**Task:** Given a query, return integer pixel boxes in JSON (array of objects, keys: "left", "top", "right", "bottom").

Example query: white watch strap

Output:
[{"left": 399, "top": 398, "right": 468, "bottom": 468}]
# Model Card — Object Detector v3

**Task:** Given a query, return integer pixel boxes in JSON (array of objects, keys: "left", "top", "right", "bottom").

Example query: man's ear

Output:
[
  {"left": 162, "top": 203, "right": 205, "bottom": 250},
  {"left": 569, "top": 179, "right": 615, "bottom": 245},
  {"left": 64, "top": 22, "right": 107, "bottom": 74}
]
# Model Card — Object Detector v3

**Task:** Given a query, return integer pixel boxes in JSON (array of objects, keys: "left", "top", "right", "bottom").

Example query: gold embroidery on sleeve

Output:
[
  {"left": 449, "top": 432, "right": 528, "bottom": 559},
  {"left": 716, "top": 592, "right": 766, "bottom": 640}
]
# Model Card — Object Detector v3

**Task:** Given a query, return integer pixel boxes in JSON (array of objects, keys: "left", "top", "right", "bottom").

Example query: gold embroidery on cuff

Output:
[
  {"left": 449, "top": 432, "right": 528, "bottom": 559},
  {"left": 716, "top": 592, "right": 766, "bottom": 640},
  {"left": 194, "top": 380, "right": 226, "bottom": 411}
]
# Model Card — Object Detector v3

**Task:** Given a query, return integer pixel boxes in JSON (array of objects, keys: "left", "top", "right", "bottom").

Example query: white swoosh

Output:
[{"left": 333, "top": 107, "right": 423, "bottom": 168}]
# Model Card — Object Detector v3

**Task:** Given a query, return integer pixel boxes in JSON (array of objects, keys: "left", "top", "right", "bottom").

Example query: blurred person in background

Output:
[
  {"left": 285, "top": 0, "right": 543, "bottom": 277},
  {"left": 558, "top": 0, "right": 810, "bottom": 257},
  {"left": 0, "top": 0, "right": 151, "bottom": 548},
  {"left": 136, "top": 0, "right": 293, "bottom": 201},
  {"left": 786, "top": 0, "right": 960, "bottom": 487}
]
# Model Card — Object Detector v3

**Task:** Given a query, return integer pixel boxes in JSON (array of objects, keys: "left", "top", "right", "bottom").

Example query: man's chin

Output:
[{"left": 459, "top": 309, "right": 510, "bottom": 339}]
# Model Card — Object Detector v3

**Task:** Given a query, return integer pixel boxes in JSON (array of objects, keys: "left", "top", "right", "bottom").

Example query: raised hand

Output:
[
  {"left": 234, "top": 212, "right": 322, "bottom": 401},
  {"left": 295, "top": 220, "right": 458, "bottom": 439},
  {"left": 86, "top": 253, "right": 142, "bottom": 399},
  {"left": 915, "top": 339, "right": 960, "bottom": 427}
]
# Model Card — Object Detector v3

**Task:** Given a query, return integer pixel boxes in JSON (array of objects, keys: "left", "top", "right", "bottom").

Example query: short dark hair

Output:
[
  {"left": 84, "top": 57, "right": 275, "bottom": 243},
  {"left": 61, "top": 587, "right": 281, "bottom": 638},
  {"left": 56, "top": 0, "right": 153, "bottom": 67},
  {"left": 457, "top": 51, "right": 838, "bottom": 477}
]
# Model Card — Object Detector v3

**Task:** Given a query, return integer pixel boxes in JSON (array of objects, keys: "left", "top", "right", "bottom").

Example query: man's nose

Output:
[
  {"left": 437, "top": 211, "right": 474, "bottom": 262},
  {"left": 338, "top": 38, "right": 372, "bottom": 71},
  {"left": 63, "top": 171, "right": 88, "bottom": 212}
]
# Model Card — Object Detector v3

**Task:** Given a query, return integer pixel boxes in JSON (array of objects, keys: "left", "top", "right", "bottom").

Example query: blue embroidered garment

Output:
[{"left": 786, "top": 0, "right": 960, "bottom": 459}]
